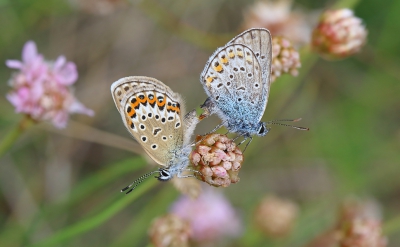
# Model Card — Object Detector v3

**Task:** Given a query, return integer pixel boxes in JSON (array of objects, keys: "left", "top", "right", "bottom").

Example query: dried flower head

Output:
[
  {"left": 337, "top": 198, "right": 387, "bottom": 247},
  {"left": 190, "top": 134, "right": 243, "bottom": 187},
  {"left": 311, "top": 9, "right": 367, "bottom": 60},
  {"left": 254, "top": 195, "right": 298, "bottom": 237},
  {"left": 6, "top": 41, "right": 94, "bottom": 128},
  {"left": 271, "top": 36, "right": 301, "bottom": 82},
  {"left": 306, "top": 198, "right": 387, "bottom": 247},
  {"left": 148, "top": 214, "right": 191, "bottom": 247},
  {"left": 170, "top": 188, "right": 242, "bottom": 244},
  {"left": 242, "top": 0, "right": 313, "bottom": 47},
  {"left": 339, "top": 218, "right": 387, "bottom": 247}
]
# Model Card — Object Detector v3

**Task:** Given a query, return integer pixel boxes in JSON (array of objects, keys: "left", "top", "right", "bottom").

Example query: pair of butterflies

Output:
[{"left": 111, "top": 28, "right": 305, "bottom": 194}]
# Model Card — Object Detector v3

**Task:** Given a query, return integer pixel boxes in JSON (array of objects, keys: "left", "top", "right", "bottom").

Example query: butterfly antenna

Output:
[
  {"left": 266, "top": 118, "right": 303, "bottom": 123},
  {"left": 121, "top": 170, "right": 160, "bottom": 194},
  {"left": 268, "top": 122, "right": 309, "bottom": 131}
]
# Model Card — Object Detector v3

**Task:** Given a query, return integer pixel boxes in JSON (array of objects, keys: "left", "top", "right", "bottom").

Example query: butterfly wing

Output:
[
  {"left": 111, "top": 76, "right": 185, "bottom": 167},
  {"left": 228, "top": 28, "right": 272, "bottom": 86},
  {"left": 200, "top": 43, "right": 265, "bottom": 124}
]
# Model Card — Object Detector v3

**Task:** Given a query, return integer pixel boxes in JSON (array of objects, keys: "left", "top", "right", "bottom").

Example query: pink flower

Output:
[
  {"left": 311, "top": 9, "right": 367, "bottom": 59},
  {"left": 6, "top": 41, "right": 94, "bottom": 128},
  {"left": 242, "top": 0, "right": 314, "bottom": 47},
  {"left": 170, "top": 188, "right": 242, "bottom": 244}
]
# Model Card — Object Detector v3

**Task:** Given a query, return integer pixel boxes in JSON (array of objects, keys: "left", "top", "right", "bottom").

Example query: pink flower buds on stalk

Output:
[
  {"left": 190, "top": 134, "right": 243, "bottom": 187},
  {"left": 170, "top": 189, "right": 242, "bottom": 244},
  {"left": 148, "top": 214, "right": 191, "bottom": 247},
  {"left": 6, "top": 41, "right": 94, "bottom": 128},
  {"left": 312, "top": 9, "right": 367, "bottom": 60},
  {"left": 254, "top": 195, "right": 298, "bottom": 237},
  {"left": 271, "top": 36, "right": 301, "bottom": 82}
]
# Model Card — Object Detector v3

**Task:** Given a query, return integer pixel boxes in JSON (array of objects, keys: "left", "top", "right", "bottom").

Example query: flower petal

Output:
[
  {"left": 6, "top": 60, "right": 23, "bottom": 69},
  {"left": 22, "top": 41, "right": 39, "bottom": 64},
  {"left": 69, "top": 99, "right": 94, "bottom": 116}
]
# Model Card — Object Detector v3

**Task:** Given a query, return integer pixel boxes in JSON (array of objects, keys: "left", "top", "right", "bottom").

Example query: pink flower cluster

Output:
[
  {"left": 6, "top": 41, "right": 94, "bottom": 128},
  {"left": 170, "top": 189, "right": 242, "bottom": 244}
]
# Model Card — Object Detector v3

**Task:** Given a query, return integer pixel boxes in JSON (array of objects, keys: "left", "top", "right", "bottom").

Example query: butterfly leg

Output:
[
  {"left": 177, "top": 169, "right": 203, "bottom": 178},
  {"left": 237, "top": 136, "right": 248, "bottom": 146},
  {"left": 190, "top": 121, "right": 226, "bottom": 146},
  {"left": 242, "top": 136, "right": 253, "bottom": 153}
]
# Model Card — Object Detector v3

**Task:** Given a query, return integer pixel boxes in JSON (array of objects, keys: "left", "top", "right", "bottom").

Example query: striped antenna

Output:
[
  {"left": 121, "top": 170, "right": 160, "bottom": 194},
  {"left": 266, "top": 118, "right": 309, "bottom": 131}
]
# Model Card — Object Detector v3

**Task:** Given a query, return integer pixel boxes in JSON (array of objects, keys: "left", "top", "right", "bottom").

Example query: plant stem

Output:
[
  {"left": 383, "top": 214, "right": 400, "bottom": 236},
  {"left": 27, "top": 177, "right": 158, "bottom": 247},
  {"left": 0, "top": 115, "right": 34, "bottom": 158}
]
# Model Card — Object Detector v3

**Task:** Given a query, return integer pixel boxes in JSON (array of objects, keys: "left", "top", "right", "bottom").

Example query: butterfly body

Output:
[
  {"left": 200, "top": 28, "right": 272, "bottom": 138},
  {"left": 111, "top": 76, "right": 198, "bottom": 184}
]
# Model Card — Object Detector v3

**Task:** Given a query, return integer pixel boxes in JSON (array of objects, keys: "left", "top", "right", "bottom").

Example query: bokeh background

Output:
[{"left": 0, "top": 0, "right": 399, "bottom": 246}]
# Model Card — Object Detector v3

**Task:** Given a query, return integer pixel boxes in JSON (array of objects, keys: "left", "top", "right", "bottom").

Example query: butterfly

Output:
[
  {"left": 111, "top": 76, "right": 199, "bottom": 194},
  {"left": 199, "top": 28, "right": 307, "bottom": 147}
]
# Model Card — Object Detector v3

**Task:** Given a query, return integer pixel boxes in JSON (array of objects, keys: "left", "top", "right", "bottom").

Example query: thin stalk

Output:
[{"left": 0, "top": 115, "right": 34, "bottom": 158}]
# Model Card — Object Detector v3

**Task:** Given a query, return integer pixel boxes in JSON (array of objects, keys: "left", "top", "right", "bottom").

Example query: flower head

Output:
[
  {"left": 254, "top": 195, "right": 298, "bottom": 237},
  {"left": 170, "top": 188, "right": 242, "bottom": 244},
  {"left": 190, "top": 134, "right": 243, "bottom": 187},
  {"left": 271, "top": 36, "right": 301, "bottom": 82},
  {"left": 339, "top": 218, "right": 387, "bottom": 247},
  {"left": 6, "top": 41, "right": 94, "bottom": 128},
  {"left": 306, "top": 198, "right": 387, "bottom": 247},
  {"left": 311, "top": 9, "right": 367, "bottom": 60},
  {"left": 148, "top": 214, "right": 191, "bottom": 247},
  {"left": 242, "top": 0, "right": 312, "bottom": 47}
]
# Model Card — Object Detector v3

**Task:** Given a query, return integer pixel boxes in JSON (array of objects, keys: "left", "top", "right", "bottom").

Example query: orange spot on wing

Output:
[
  {"left": 213, "top": 64, "right": 223, "bottom": 72},
  {"left": 220, "top": 56, "right": 229, "bottom": 64},
  {"left": 139, "top": 96, "right": 147, "bottom": 104},
  {"left": 228, "top": 51, "right": 235, "bottom": 58},
  {"left": 167, "top": 105, "right": 180, "bottom": 113},
  {"left": 128, "top": 108, "right": 136, "bottom": 117},
  {"left": 206, "top": 76, "right": 214, "bottom": 87},
  {"left": 147, "top": 92, "right": 156, "bottom": 105},
  {"left": 157, "top": 95, "right": 166, "bottom": 107}
]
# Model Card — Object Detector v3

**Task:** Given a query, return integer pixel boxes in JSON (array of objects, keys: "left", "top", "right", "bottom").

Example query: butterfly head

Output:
[
  {"left": 155, "top": 168, "right": 173, "bottom": 181},
  {"left": 256, "top": 122, "right": 270, "bottom": 136}
]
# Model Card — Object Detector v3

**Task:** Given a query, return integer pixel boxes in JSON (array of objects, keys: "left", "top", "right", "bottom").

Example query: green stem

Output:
[
  {"left": 28, "top": 178, "right": 158, "bottom": 247},
  {"left": 0, "top": 115, "right": 34, "bottom": 158},
  {"left": 383, "top": 214, "right": 400, "bottom": 236}
]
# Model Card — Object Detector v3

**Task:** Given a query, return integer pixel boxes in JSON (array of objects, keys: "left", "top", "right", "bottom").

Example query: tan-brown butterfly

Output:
[{"left": 111, "top": 76, "right": 199, "bottom": 194}]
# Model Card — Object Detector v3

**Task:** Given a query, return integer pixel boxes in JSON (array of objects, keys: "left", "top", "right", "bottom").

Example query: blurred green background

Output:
[{"left": 0, "top": 0, "right": 399, "bottom": 246}]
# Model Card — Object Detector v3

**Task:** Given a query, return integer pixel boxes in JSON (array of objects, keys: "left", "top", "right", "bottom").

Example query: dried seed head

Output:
[
  {"left": 190, "top": 134, "right": 243, "bottom": 187},
  {"left": 148, "top": 214, "right": 191, "bottom": 247},
  {"left": 254, "top": 195, "right": 298, "bottom": 237}
]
